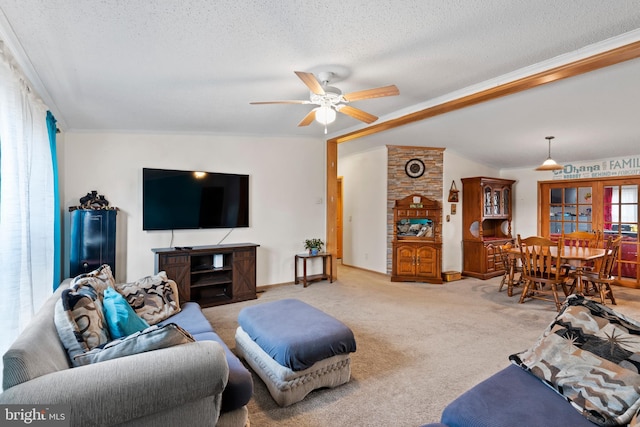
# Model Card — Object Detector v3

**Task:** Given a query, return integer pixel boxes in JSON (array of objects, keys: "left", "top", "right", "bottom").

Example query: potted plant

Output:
[{"left": 304, "top": 238, "right": 324, "bottom": 256}]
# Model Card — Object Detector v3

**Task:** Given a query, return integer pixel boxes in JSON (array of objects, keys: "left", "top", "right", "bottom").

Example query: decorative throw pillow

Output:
[
  {"left": 73, "top": 323, "right": 194, "bottom": 366},
  {"left": 54, "top": 283, "right": 111, "bottom": 365},
  {"left": 71, "top": 264, "right": 116, "bottom": 298},
  {"left": 102, "top": 287, "right": 150, "bottom": 339},
  {"left": 510, "top": 295, "right": 640, "bottom": 426},
  {"left": 114, "top": 271, "right": 181, "bottom": 325}
]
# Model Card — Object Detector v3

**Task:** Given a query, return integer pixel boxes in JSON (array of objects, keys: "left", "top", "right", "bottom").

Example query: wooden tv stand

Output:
[{"left": 152, "top": 243, "right": 259, "bottom": 307}]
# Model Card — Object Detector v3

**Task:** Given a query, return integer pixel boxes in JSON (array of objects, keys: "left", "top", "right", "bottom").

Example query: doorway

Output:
[
  {"left": 539, "top": 177, "right": 639, "bottom": 287},
  {"left": 337, "top": 177, "right": 343, "bottom": 259}
]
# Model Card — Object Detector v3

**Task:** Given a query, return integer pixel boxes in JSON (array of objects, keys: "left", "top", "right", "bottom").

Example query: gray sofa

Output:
[{"left": 0, "top": 282, "right": 252, "bottom": 427}]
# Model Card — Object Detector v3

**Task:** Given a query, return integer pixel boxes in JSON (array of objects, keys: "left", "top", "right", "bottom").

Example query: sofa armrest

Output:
[{"left": 0, "top": 341, "right": 229, "bottom": 426}]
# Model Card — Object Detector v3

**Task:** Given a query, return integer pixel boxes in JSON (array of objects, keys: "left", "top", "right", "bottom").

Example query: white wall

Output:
[
  {"left": 60, "top": 132, "right": 326, "bottom": 286},
  {"left": 337, "top": 145, "right": 500, "bottom": 274},
  {"left": 338, "top": 146, "right": 388, "bottom": 272},
  {"left": 442, "top": 149, "right": 499, "bottom": 271},
  {"left": 58, "top": 130, "right": 570, "bottom": 285},
  {"left": 500, "top": 167, "right": 552, "bottom": 240}
]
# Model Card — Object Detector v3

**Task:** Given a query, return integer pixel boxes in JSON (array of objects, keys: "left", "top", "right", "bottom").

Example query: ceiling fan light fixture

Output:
[
  {"left": 535, "top": 136, "right": 564, "bottom": 171},
  {"left": 251, "top": 70, "right": 399, "bottom": 134},
  {"left": 315, "top": 106, "right": 336, "bottom": 125}
]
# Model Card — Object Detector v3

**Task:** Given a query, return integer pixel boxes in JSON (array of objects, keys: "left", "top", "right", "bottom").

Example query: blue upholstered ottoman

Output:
[{"left": 235, "top": 298, "right": 356, "bottom": 406}]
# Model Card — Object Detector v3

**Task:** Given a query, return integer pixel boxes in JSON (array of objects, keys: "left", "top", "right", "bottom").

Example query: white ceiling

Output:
[{"left": 1, "top": 1, "right": 640, "bottom": 169}]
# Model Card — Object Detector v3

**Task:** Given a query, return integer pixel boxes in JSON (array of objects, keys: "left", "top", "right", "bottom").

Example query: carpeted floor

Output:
[{"left": 203, "top": 264, "right": 640, "bottom": 427}]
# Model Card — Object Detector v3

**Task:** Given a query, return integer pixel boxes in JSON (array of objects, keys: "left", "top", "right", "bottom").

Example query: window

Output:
[
  {"left": 603, "top": 184, "right": 638, "bottom": 280},
  {"left": 549, "top": 186, "right": 593, "bottom": 234}
]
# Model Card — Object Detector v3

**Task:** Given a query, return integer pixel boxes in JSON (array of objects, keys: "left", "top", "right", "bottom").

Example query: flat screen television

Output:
[{"left": 143, "top": 168, "right": 249, "bottom": 230}]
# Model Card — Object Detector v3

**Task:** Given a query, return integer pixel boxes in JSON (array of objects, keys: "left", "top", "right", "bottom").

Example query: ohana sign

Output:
[{"left": 552, "top": 156, "right": 640, "bottom": 180}]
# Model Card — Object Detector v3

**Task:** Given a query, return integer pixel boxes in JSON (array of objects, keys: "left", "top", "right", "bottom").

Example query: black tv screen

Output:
[{"left": 143, "top": 168, "right": 249, "bottom": 230}]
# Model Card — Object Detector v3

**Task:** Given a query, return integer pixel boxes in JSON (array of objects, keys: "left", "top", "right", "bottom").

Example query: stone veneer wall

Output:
[{"left": 387, "top": 146, "right": 444, "bottom": 274}]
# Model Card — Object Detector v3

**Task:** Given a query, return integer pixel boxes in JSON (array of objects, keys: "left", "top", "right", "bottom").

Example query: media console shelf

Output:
[{"left": 152, "top": 243, "right": 259, "bottom": 307}]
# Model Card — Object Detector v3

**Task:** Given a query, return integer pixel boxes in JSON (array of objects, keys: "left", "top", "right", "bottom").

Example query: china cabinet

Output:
[
  {"left": 461, "top": 177, "right": 516, "bottom": 279},
  {"left": 391, "top": 194, "right": 442, "bottom": 283}
]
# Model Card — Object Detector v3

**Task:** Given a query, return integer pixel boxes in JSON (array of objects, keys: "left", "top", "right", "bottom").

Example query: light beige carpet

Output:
[{"left": 203, "top": 265, "right": 640, "bottom": 427}]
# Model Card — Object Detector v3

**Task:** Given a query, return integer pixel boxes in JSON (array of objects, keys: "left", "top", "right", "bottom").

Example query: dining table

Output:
[{"left": 507, "top": 245, "right": 607, "bottom": 295}]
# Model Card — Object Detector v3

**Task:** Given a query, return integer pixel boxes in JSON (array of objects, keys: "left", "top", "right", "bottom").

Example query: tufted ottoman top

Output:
[{"left": 238, "top": 298, "right": 356, "bottom": 371}]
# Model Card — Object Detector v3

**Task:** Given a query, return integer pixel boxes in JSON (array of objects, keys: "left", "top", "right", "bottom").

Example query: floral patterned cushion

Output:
[{"left": 510, "top": 295, "right": 640, "bottom": 426}]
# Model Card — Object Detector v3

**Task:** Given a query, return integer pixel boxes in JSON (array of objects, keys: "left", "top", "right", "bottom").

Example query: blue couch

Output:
[
  {"left": 422, "top": 364, "right": 597, "bottom": 427},
  {"left": 424, "top": 295, "right": 640, "bottom": 427},
  {"left": 158, "top": 302, "right": 253, "bottom": 423}
]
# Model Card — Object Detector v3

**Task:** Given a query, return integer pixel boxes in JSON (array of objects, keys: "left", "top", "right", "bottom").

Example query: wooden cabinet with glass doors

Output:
[
  {"left": 391, "top": 194, "right": 442, "bottom": 284},
  {"left": 462, "top": 177, "right": 516, "bottom": 279},
  {"left": 539, "top": 178, "right": 639, "bottom": 288}
]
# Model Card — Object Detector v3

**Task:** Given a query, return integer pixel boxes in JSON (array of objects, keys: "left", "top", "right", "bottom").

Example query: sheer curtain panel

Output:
[{"left": 0, "top": 40, "right": 54, "bottom": 383}]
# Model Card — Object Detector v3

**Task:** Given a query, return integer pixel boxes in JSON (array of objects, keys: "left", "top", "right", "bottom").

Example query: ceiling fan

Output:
[{"left": 250, "top": 71, "right": 399, "bottom": 134}]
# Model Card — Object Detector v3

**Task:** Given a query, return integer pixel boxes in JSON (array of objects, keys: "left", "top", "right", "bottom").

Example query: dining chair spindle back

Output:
[
  {"left": 579, "top": 235, "right": 623, "bottom": 305},
  {"left": 518, "top": 235, "right": 569, "bottom": 311},
  {"left": 496, "top": 242, "right": 521, "bottom": 296}
]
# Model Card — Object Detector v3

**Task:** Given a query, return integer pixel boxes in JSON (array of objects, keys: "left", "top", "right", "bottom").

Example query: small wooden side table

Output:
[{"left": 294, "top": 252, "right": 333, "bottom": 287}]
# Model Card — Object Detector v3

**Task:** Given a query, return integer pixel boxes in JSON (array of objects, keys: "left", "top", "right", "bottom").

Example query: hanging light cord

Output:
[{"left": 546, "top": 136, "right": 554, "bottom": 158}]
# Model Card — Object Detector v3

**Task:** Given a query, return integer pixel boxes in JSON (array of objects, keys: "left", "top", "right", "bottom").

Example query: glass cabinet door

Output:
[
  {"left": 503, "top": 188, "right": 510, "bottom": 216},
  {"left": 484, "top": 187, "right": 492, "bottom": 216},
  {"left": 482, "top": 183, "right": 512, "bottom": 218},
  {"left": 493, "top": 190, "right": 500, "bottom": 215}
]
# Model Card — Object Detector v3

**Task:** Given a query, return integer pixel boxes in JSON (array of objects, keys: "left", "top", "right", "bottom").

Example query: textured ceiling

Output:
[{"left": 1, "top": 0, "right": 640, "bottom": 168}]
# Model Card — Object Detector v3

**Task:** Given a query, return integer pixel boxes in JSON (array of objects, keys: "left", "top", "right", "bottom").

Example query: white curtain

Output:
[{"left": 0, "top": 40, "right": 54, "bottom": 381}]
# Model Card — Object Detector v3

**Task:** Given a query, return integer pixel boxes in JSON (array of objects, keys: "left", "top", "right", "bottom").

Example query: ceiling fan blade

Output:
[
  {"left": 337, "top": 105, "right": 378, "bottom": 124},
  {"left": 294, "top": 71, "right": 325, "bottom": 95},
  {"left": 250, "top": 100, "right": 309, "bottom": 105},
  {"left": 342, "top": 85, "right": 399, "bottom": 102},
  {"left": 298, "top": 109, "right": 317, "bottom": 126}
]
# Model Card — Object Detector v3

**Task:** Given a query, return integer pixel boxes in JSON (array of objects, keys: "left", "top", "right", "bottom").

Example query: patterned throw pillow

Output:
[
  {"left": 71, "top": 264, "right": 116, "bottom": 298},
  {"left": 510, "top": 295, "right": 640, "bottom": 426},
  {"left": 73, "top": 323, "right": 194, "bottom": 366},
  {"left": 115, "top": 272, "right": 181, "bottom": 325},
  {"left": 54, "top": 283, "right": 111, "bottom": 365},
  {"left": 102, "top": 287, "right": 150, "bottom": 339}
]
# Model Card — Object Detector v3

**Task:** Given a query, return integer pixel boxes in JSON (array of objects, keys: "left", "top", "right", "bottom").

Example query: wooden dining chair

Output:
[
  {"left": 560, "top": 230, "right": 603, "bottom": 284},
  {"left": 517, "top": 235, "right": 569, "bottom": 311},
  {"left": 496, "top": 242, "right": 521, "bottom": 296},
  {"left": 578, "top": 235, "right": 623, "bottom": 305},
  {"left": 562, "top": 230, "right": 603, "bottom": 249}
]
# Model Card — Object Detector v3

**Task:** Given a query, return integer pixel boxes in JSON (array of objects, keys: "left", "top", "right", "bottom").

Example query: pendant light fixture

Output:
[{"left": 535, "top": 136, "right": 563, "bottom": 171}]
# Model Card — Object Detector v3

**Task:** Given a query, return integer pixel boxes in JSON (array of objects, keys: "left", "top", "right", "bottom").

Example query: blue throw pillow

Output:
[{"left": 103, "top": 287, "right": 150, "bottom": 339}]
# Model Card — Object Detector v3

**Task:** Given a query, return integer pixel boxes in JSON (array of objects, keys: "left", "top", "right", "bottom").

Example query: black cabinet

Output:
[{"left": 69, "top": 209, "right": 117, "bottom": 277}]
